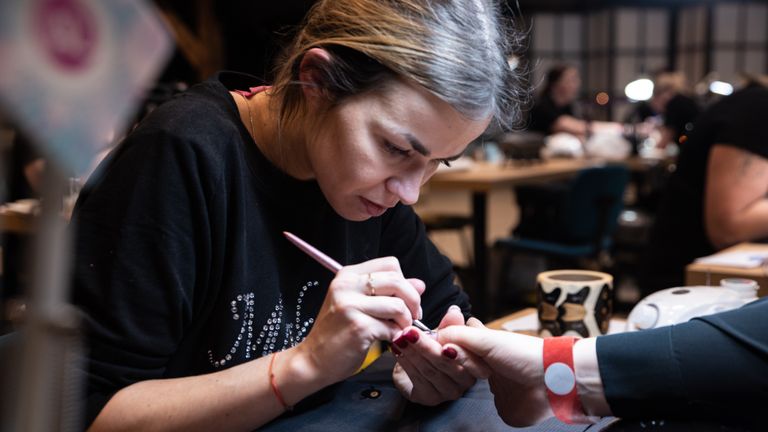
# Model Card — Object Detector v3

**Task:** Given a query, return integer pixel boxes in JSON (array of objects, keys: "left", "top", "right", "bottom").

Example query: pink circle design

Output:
[{"left": 33, "top": 0, "right": 97, "bottom": 71}]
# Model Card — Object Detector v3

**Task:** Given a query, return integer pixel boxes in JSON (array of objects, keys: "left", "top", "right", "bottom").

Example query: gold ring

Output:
[{"left": 366, "top": 273, "right": 376, "bottom": 296}]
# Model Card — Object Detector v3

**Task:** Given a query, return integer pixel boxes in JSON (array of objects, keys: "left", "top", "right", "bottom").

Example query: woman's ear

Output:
[{"left": 298, "top": 47, "right": 333, "bottom": 103}]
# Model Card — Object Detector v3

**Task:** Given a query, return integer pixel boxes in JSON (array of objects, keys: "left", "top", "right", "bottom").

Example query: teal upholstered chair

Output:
[{"left": 493, "top": 165, "right": 630, "bottom": 309}]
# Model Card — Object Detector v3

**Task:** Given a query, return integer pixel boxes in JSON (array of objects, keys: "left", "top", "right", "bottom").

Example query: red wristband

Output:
[{"left": 542, "top": 336, "right": 585, "bottom": 424}]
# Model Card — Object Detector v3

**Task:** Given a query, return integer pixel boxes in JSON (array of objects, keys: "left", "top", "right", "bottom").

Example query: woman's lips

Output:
[{"left": 361, "top": 197, "right": 388, "bottom": 217}]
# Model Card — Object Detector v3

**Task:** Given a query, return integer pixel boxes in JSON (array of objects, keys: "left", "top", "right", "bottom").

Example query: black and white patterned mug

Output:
[{"left": 537, "top": 270, "right": 613, "bottom": 338}]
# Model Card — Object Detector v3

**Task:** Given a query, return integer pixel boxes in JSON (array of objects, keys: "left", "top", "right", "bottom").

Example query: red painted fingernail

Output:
[
  {"left": 404, "top": 329, "right": 420, "bottom": 344},
  {"left": 394, "top": 336, "right": 409, "bottom": 348},
  {"left": 442, "top": 347, "right": 458, "bottom": 359},
  {"left": 390, "top": 345, "right": 402, "bottom": 356}
]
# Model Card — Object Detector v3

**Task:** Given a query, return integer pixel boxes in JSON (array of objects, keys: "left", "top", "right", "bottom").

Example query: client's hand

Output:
[
  {"left": 391, "top": 306, "right": 491, "bottom": 406},
  {"left": 437, "top": 324, "right": 552, "bottom": 426}
]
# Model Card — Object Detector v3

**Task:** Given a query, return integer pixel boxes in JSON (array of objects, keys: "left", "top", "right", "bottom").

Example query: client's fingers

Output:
[
  {"left": 396, "top": 348, "right": 468, "bottom": 401},
  {"left": 467, "top": 317, "right": 486, "bottom": 328},
  {"left": 441, "top": 343, "right": 492, "bottom": 379},
  {"left": 438, "top": 305, "right": 465, "bottom": 329},
  {"left": 436, "top": 325, "right": 496, "bottom": 357}
]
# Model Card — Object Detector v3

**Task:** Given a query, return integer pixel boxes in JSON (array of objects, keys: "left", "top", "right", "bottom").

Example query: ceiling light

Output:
[{"left": 624, "top": 78, "right": 654, "bottom": 102}]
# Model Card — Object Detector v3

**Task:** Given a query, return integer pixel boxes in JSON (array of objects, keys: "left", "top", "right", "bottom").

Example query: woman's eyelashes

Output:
[
  {"left": 384, "top": 140, "right": 411, "bottom": 158},
  {"left": 383, "top": 141, "right": 453, "bottom": 167}
]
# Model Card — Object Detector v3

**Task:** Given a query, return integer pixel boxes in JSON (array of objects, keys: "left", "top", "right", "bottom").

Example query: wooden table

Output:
[
  {"left": 485, "top": 308, "right": 539, "bottom": 333},
  {"left": 426, "top": 156, "right": 668, "bottom": 319},
  {"left": 485, "top": 307, "right": 627, "bottom": 335},
  {"left": 685, "top": 242, "right": 768, "bottom": 297},
  {"left": 0, "top": 210, "right": 37, "bottom": 235}
]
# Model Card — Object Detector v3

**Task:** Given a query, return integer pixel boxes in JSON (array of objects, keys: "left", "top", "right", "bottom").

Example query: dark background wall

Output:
[
  {"left": 154, "top": 0, "right": 317, "bottom": 84},
  {"left": 153, "top": 0, "right": 767, "bottom": 124}
]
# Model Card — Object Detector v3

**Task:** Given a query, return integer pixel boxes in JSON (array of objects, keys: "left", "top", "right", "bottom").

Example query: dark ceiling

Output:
[
  {"left": 513, "top": 0, "right": 719, "bottom": 13},
  {"left": 156, "top": 0, "right": 722, "bottom": 83}
]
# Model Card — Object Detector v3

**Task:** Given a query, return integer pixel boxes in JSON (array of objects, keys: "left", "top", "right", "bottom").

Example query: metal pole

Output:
[{"left": 11, "top": 162, "right": 82, "bottom": 432}]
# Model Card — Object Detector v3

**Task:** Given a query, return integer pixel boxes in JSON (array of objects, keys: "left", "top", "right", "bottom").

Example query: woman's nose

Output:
[{"left": 386, "top": 170, "right": 423, "bottom": 205}]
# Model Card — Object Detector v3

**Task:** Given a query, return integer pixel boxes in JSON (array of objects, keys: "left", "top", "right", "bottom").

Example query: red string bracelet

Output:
[{"left": 269, "top": 352, "right": 293, "bottom": 411}]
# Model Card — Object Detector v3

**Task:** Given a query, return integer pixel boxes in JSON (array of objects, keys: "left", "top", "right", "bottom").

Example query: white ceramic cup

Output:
[
  {"left": 719, "top": 278, "right": 759, "bottom": 299},
  {"left": 537, "top": 270, "right": 613, "bottom": 338}
]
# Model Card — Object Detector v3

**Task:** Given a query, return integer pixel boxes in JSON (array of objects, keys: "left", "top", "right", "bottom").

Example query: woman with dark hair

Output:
[
  {"left": 71, "top": 0, "right": 527, "bottom": 429},
  {"left": 528, "top": 64, "right": 621, "bottom": 139}
]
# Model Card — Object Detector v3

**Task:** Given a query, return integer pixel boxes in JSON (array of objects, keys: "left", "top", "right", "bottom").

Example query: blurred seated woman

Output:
[{"left": 528, "top": 64, "right": 622, "bottom": 140}]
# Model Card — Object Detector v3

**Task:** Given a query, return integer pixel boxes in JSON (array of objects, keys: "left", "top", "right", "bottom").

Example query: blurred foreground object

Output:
[{"left": 0, "top": 1, "right": 170, "bottom": 430}]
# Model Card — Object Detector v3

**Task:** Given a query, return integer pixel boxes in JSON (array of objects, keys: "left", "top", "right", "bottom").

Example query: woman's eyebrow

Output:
[
  {"left": 400, "top": 132, "right": 430, "bottom": 156},
  {"left": 400, "top": 132, "right": 464, "bottom": 160}
]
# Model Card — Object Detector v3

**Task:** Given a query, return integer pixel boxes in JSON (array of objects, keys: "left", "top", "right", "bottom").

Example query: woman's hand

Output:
[
  {"left": 391, "top": 306, "right": 491, "bottom": 406},
  {"left": 437, "top": 324, "right": 552, "bottom": 427},
  {"left": 296, "top": 257, "right": 425, "bottom": 386}
]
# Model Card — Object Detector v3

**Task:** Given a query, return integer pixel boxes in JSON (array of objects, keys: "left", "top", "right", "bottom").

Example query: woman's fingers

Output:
[
  {"left": 338, "top": 257, "right": 424, "bottom": 322},
  {"left": 359, "top": 271, "right": 422, "bottom": 320},
  {"left": 345, "top": 256, "right": 403, "bottom": 275},
  {"left": 355, "top": 295, "right": 415, "bottom": 330},
  {"left": 357, "top": 312, "right": 402, "bottom": 343},
  {"left": 405, "top": 278, "right": 426, "bottom": 295}
]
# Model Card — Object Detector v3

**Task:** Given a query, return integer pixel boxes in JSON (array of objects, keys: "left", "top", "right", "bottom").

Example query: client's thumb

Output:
[
  {"left": 437, "top": 325, "right": 493, "bottom": 357},
  {"left": 467, "top": 317, "right": 487, "bottom": 329}
]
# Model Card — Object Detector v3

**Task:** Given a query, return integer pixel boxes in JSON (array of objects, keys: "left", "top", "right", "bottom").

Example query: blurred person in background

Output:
[
  {"left": 646, "top": 70, "right": 701, "bottom": 149},
  {"left": 0, "top": 132, "right": 44, "bottom": 317},
  {"left": 527, "top": 64, "right": 622, "bottom": 140},
  {"left": 640, "top": 79, "right": 768, "bottom": 294},
  {"left": 627, "top": 70, "right": 701, "bottom": 153}
]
